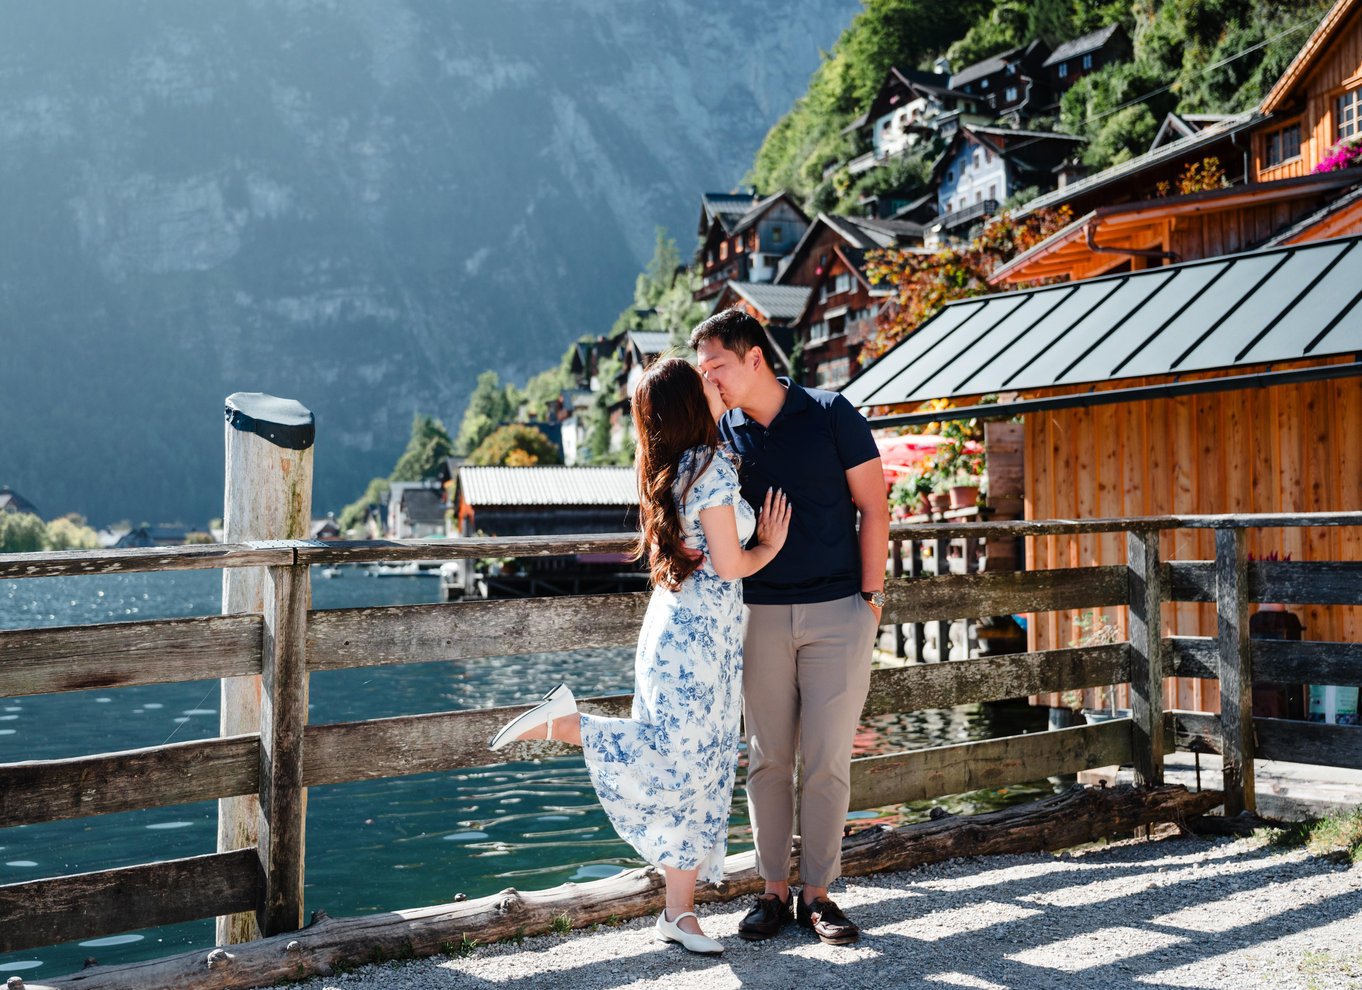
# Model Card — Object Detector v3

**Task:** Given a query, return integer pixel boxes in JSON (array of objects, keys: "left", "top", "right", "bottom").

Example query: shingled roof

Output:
[{"left": 1043, "top": 24, "right": 1122, "bottom": 66}]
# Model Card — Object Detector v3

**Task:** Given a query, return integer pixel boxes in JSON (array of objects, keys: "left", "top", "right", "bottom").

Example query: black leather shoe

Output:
[
  {"left": 797, "top": 895, "right": 860, "bottom": 944},
  {"left": 737, "top": 890, "right": 794, "bottom": 941}
]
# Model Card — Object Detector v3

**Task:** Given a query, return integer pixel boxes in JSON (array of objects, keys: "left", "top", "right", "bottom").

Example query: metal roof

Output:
[
  {"left": 725, "top": 282, "right": 812, "bottom": 321},
  {"left": 841, "top": 235, "right": 1362, "bottom": 410},
  {"left": 1043, "top": 24, "right": 1121, "bottom": 66},
  {"left": 627, "top": 330, "right": 672, "bottom": 355},
  {"left": 1012, "top": 111, "right": 1259, "bottom": 219},
  {"left": 457, "top": 466, "right": 637, "bottom": 508},
  {"left": 949, "top": 43, "right": 1026, "bottom": 88}
]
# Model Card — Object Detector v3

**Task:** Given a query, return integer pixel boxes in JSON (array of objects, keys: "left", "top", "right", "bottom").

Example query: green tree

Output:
[
  {"left": 946, "top": 1, "right": 1029, "bottom": 68},
  {"left": 454, "top": 371, "right": 517, "bottom": 455},
  {"left": 0, "top": 511, "right": 48, "bottom": 552},
  {"left": 467, "top": 424, "right": 564, "bottom": 467},
  {"left": 634, "top": 227, "right": 683, "bottom": 310},
  {"left": 390, "top": 413, "right": 454, "bottom": 483},
  {"left": 46, "top": 513, "right": 99, "bottom": 550}
]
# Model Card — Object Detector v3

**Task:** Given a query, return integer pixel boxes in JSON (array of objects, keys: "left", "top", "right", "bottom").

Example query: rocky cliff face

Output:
[{"left": 0, "top": 0, "right": 852, "bottom": 523}]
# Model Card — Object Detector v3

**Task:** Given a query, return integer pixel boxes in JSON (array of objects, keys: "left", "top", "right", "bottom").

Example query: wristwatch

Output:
[{"left": 861, "top": 590, "right": 885, "bottom": 608}]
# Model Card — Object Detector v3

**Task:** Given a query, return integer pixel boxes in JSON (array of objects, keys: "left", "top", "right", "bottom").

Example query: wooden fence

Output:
[{"left": 2, "top": 512, "right": 1362, "bottom": 959}]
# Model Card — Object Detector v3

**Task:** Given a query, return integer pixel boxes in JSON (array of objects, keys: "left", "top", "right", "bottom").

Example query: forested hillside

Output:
[{"left": 748, "top": 0, "right": 1333, "bottom": 212}]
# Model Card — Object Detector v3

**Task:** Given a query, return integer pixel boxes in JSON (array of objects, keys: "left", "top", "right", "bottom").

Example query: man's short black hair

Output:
[{"left": 688, "top": 309, "right": 769, "bottom": 367}]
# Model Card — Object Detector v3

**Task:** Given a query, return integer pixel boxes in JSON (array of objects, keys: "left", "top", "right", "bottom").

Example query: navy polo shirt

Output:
[{"left": 718, "top": 378, "right": 880, "bottom": 605}]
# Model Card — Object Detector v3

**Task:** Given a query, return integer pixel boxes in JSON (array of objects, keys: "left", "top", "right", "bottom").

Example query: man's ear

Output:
[{"left": 748, "top": 345, "right": 764, "bottom": 371}]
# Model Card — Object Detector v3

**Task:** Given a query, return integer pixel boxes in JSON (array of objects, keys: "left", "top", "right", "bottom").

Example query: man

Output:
[{"left": 689, "top": 309, "right": 888, "bottom": 945}]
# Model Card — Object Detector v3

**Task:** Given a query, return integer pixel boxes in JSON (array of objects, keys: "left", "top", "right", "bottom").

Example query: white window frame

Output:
[{"left": 1338, "top": 88, "right": 1361, "bottom": 140}]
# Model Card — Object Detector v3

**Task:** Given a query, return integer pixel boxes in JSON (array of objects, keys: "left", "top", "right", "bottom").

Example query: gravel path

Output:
[{"left": 268, "top": 834, "right": 1362, "bottom": 990}]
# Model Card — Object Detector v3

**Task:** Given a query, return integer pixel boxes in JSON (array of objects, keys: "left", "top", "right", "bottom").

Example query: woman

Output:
[{"left": 488, "top": 356, "right": 790, "bottom": 955}]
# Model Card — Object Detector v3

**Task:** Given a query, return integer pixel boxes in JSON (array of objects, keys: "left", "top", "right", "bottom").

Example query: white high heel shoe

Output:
[
  {"left": 655, "top": 909, "right": 724, "bottom": 955},
  {"left": 487, "top": 683, "right": 577, "bottom": 751}
]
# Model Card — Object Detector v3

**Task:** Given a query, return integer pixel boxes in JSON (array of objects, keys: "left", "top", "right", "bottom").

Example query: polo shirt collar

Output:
[{"left": 729, "top": 377, "right": 807, "bottom": 429}]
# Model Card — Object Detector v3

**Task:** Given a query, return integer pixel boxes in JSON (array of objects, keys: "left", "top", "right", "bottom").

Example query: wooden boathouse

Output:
[
  {"left": 844, "top": 233, "right": 1362, "bottom": 718},
  {"left": 446, "top": 464, "right": 643, "bottom": 599},
  {"left": 1, "top": 392, "right": 1360, "bottom": 988}
]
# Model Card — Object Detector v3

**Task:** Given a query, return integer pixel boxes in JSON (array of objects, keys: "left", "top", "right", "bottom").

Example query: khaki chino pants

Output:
[{"left": 743, "top": 593, "right": 877, "bottom": 887}]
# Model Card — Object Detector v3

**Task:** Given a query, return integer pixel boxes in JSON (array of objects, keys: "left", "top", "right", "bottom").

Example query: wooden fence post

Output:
[
  {"left": 1127, "top": 527, "right": 1165, "bottom": 785},
  {"left": 219, "top": 393, "right": 314, "bottom": 944},
  {"left": 1216, "top": 526, "right": 1255, "bottom": 815}
]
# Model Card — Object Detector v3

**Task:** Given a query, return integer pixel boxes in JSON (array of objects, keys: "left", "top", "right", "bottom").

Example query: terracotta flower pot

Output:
[
  {"left": 927, "top": 492, "right": 950, "bottom": 512},
  {"left": 949, "top": 485, "right": 978, "bottom": 509}
]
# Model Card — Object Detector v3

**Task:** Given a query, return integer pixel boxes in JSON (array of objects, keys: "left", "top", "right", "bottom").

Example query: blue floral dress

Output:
[{"left": 579, "top": 445, "right": 754, "bottom": 882}]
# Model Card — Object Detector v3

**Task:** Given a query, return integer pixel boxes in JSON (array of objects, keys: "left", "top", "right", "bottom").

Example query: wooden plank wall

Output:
[{"left": 1025, "top": 370, "right": 1362, "bottom": 713}]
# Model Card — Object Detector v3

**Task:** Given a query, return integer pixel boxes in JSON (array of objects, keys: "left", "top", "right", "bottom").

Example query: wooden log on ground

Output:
[{"left": 42, "top": 783, "right": 1219, "bottom": 990}]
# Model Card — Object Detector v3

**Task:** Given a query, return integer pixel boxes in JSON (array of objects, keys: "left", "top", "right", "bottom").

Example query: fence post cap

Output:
[{"left": 224, "top": 393, "right": 315, "bottom": 451}]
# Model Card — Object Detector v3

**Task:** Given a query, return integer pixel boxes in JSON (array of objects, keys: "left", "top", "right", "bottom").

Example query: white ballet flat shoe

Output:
[
  {"left": 487, "top": 683, "right": 577, "bottom": 751},
  {"left": 655, "top": 909, "right": 724, "bottom": 955}
]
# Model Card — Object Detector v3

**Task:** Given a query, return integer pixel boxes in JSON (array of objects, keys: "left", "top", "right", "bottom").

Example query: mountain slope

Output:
[{"left": 0, "top": 0, "right": 854, "bottom": 523}]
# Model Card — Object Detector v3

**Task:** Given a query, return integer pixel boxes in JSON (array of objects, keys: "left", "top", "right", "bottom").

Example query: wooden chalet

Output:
[
  {"left": 449, "top": 465, "right": 642, "bottom": 598},
  {"left": 1013, "top": 110, "right": 1264, "bottom": 222},
  {"left": 990, "top": 169, "right": 1362, "bottom": 285},
  {"left": 1252, "top": 0, "right": 1362, "bottom": 186},
  {"left": 842, "top": 66, "right": 981, "bottom": 176},
  {"left": 1042, "top": 24, "right": 1131, "bottom": 102},
  {"left": 707, "top": 280, "right": 808, "bottom": 376},
  {"left": 932, "top": 124, "right": 1085, "bottom": 238},
  {"left": 694, "top": 191, "right": 809, "bottom": 301},
  {"left": 776, "top": 214, "right": 925, "bottom": 389},
  {"left": 948, "top": 40, "right": 1053, "bottom": 120},
  {"left": 621, "top": 329, "right": 672, "bottom": 396},
  {"left": 387, "top": 481, "right": 446, "bottom": 539},
  {"left": 113, "top": 525, "right": 190, "bottom": 548}
]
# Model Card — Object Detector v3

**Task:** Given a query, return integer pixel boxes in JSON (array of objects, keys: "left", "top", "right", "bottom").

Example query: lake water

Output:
[{"left": 0, "top": 568, "right": 1051, "bottom": 980}]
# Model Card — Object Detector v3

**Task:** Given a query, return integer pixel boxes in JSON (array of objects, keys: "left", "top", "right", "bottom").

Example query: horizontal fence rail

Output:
[
  {"left": 3, "top": 511, "right": 1362, "bottom": 958},
  {"left": 0, "top": 850, "right": 261, "bottom": 957},
  {"left": 5, "top": 510, "right": 1361, "bottom": 580}
]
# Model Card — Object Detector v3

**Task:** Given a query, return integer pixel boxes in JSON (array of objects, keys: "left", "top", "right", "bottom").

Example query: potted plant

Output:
[
  {"left": 890, "top": 469, "right": 932, "bottom": 518},
  {"left": 927, "top": 474, "right": 952, "bottom": 513},
  {"left": 947, "top": 468, "right": 979, "bottom": 510}
]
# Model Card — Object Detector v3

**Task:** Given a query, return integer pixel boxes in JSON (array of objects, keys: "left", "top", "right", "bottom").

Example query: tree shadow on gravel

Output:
[{"left": 400, "top": 836, "right": 1360, "bottom": 990}]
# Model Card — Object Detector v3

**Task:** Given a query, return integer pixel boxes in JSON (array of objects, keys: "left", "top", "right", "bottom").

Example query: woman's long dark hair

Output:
[{"left": 631, "top": 357, "right": 721, "bottom": 589}]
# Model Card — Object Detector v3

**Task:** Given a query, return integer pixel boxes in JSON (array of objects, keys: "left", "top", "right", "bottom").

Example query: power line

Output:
[{"left": 1081, "top": 19, "right": 1312, "bottom": 127}]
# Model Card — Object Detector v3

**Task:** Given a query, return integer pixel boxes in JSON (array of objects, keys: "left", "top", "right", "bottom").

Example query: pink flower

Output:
[{"left": 1314, "top": 139, "right": 1362, "bottom": 173}]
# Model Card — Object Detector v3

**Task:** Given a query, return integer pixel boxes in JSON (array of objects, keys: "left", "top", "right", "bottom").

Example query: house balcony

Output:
[
  {"left": 940, "top": 198, "right": 999, "bottom": 231},
  {"left": 694, "top": 263, "right": 741, "bottom": 300}
]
